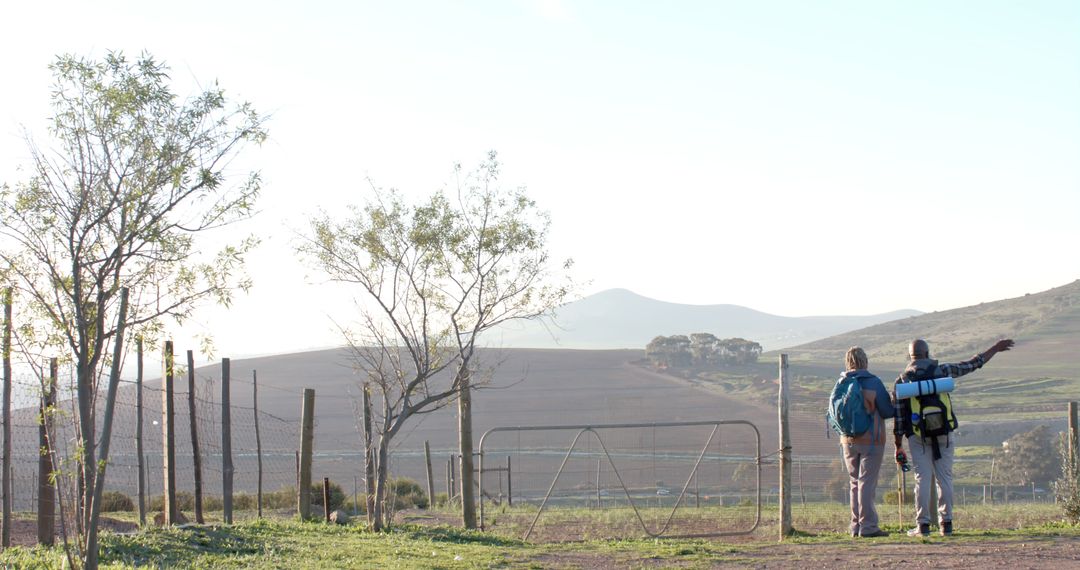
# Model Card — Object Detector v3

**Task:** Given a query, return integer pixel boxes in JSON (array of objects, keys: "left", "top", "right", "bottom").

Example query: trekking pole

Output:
[
  {"left": 901, "top": 469, "right": 907, "bottom": 522},
  {"left": 897, "top": 464, "right": 902, "bottom": 526}
]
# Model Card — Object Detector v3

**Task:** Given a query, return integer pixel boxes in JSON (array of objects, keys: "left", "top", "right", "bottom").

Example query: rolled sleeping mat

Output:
[{"left": 895, "top": 377, "right": 955, "bottom": 400}]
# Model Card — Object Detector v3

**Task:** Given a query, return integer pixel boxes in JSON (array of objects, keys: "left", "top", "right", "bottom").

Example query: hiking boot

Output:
[
  {"left": 940, "top": 521, "right": 953, "bottom": 536},
  {"left": 860, "top": 530, "right": 890, "bottom": 538},
  {"left": 906, "top": 523, "right": 930, "bottom": 537}
]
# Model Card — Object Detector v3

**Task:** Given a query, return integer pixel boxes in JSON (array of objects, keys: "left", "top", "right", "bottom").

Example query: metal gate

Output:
[{"left": 477, "top": 420, "right": 762, "bottom": 540}]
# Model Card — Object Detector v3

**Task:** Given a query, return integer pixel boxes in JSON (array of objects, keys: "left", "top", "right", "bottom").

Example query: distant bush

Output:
[
  {"left": 232, "top": 492, "right": 257, "bottom": 511},
  {"left": 311, "top": 480, "right": 347, "bottom": 511},
  {"left": 1056, "top": 433, "right": 1080, "bottom": 523},
  {"left": 390, "top": 477, "right": 428, "bottom": 510},
  {"left": 149, "top": 491, "right": 196, "bottom": 512},
  {"left": 341, "top": 494, "right": 368, "bottom": 515},
  {"left": 264, "top": 486, "right": 296, "bottom": 510},
  {"left": 100, "top": 491, "right": 134, "bottom": 512},
  {"left": 824, "top": 460, "right": 848, "bottom": 503},
  {"left": 883, "top": 490, "right": 913, "bottom": 505}
]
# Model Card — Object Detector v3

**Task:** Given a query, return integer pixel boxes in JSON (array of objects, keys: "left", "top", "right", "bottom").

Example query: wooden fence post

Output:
[
  {"left": 596, "top": 458, "right": 602, "bottom": 509},
  {"left": 778, "top": 354, "right": 793, "bottom": 540},
  {"left": 187, "top": 350, "right": 204, "bottom": 523},
  {"left": 136, "top": 339, "right": 146, "bottom": 527},
  {"left": 989, "top": 456, "right": 996, "bottom": 504},
  {"left": 424, "top": 441, "right": 435, "bottom": 508},
  {"left": 2, "top": 287, "right": 11, "bottom": 548},
  {"left": 323, "top": 478, "right": 332, "bottom": 522},
  {"left": 362, "top": 387, "right": 375, "bottom": 523},
  {"left": 450, "top": 455, "right": 457, "bottom": 500},
  {"left": 37, "top": 358, "right": 57, "bottom": 545},
  {"left": 254, "top": 371, "right": 263, "bottom": 518},
  {"left": 445, "top": 458, "right": 452, "bottom": 501},
  {"left": 298, "top": 388, "right": 315, "bottom": 519},
  {"left": 163, "top": 340, "right": 178, "bottom": 525},
  {"left": 222, "top": 358, "right": 234, "bottom": 524}
]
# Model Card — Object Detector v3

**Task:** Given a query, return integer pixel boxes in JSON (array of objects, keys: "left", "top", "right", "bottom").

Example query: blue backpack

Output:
[{"left": 827, "top": 374, "right": 873, "bottom": 437}]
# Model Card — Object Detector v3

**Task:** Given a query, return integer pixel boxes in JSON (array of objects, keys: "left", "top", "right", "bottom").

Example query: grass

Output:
[{"left": 2, "top": 504, "right": 1077, "bottom": 569}]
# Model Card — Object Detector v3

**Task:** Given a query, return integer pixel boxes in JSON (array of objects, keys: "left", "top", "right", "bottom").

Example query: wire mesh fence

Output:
[
  {"left": 2, "top": 351, "right": 1076, "bottom": 546},
  {"left": 5, "top": 361, "right": 302, "bottom": 518}
]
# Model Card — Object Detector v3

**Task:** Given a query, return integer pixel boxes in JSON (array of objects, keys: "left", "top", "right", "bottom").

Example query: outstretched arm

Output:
[
  {"left": 940, "top": 339, "right": 1015, "bottom": 378},
  {"left": 979, "top": 339, "right": 1015, "bottom": 364}
]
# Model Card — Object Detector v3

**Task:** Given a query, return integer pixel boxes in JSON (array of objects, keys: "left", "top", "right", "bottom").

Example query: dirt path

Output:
[{"left": 531, "top": 535, "right": 1080, "bottom": 569}]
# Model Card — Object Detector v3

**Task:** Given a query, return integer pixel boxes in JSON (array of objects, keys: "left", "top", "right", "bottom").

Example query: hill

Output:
[
  {"left": 779, "top": 279, "right": 1080, "bottom": 372},
  {"left": 764, "top": 278, "right": 1080, "bottom": 428},
  {"left": 489, "top": 288, "right": 920, "bottom": 351}
]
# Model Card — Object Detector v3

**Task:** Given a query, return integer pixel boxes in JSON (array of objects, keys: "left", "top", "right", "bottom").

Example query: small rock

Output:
[{"left": 329, "top": 509, "right": 350, "bottom": 525}]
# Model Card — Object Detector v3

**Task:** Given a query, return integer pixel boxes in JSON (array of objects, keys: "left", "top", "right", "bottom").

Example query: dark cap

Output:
[{"left": 909, "top": 339, "right": 929, "bottom": 359}]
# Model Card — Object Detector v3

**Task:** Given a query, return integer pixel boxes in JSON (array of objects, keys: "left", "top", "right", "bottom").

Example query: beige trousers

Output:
[{"left": 842, "top": 442, "right": 886, "bottom": 535}]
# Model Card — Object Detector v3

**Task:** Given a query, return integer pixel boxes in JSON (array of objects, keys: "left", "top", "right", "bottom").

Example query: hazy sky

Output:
[{"left": 1, "top": 1, "right": 1077, "bottom": 357}]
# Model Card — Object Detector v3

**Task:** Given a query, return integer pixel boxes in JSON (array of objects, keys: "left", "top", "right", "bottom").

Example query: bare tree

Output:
[
  {"left": 298, "top": 152, "right": 571, "bottom": 530},
  {"left": 0, "top": 52, "right": 265, "bottom": 569}
]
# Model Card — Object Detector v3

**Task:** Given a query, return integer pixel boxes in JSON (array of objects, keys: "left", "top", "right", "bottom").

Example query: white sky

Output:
[{"left": 1, "top": 0, "right": 1077, "bottom": 358}]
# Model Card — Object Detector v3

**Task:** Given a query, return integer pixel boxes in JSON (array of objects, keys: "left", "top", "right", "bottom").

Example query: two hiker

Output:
[{"left": 830, "top": 338, "right": 1014, "bottom": 538}]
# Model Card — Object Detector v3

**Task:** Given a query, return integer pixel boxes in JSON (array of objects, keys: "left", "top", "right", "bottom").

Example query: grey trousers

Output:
[
  {"left": 842, "top": 442, "right": 885, "bottom": 535},
  {"left": 908, "top": 434, "right": 954, "bottom": 525}
]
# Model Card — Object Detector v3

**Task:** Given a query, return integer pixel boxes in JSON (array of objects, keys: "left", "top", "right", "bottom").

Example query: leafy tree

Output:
[
  {"left": 646, "top": 335, "right": 692, "bottom": 367},
  {"left": 0, "top": 52, "right": 265, "bottom": 569},
  {"left": 689, "top": 332, "right": 719, "bottom": 365},
  {"left": 716, "top": 337, "right": 762, "bottom": 365},
  {"left": 647, "top": 334, "right": 761, "bottom": 367},
  {"left": 297, "top": 152, "right": 571, "bottom": 531},
  {"left": 995, "top": 425, "right": 1060, "bottom": 486}
]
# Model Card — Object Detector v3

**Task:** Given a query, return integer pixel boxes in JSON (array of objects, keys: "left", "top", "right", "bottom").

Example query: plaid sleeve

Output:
[{"left": 939, "top": 354, "right": 986, "bottom": 378}]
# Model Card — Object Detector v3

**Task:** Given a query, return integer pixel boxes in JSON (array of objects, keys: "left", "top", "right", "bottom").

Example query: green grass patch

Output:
[{"left": 3, "top": 504, "right": 1077, "bottom": 569}]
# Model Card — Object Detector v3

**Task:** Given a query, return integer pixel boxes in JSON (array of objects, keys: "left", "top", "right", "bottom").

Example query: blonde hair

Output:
[{"left": 845, "top": 346, "right": 868, "bottom": 371}]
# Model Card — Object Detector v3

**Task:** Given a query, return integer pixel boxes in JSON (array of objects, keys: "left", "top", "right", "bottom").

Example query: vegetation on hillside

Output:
[
  {"left": 780, "top": 279, "right": 1080, "bottom": 367},
  {"left": 646, "top": 334, "right": 762, "bottom": 368}
]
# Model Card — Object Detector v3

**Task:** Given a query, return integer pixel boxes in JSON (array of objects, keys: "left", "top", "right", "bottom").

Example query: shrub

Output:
[
  {"left": 824, "top": 460, "right": 849, "bottom": 503},
  {"left": 100, "top": 491, "right": 135, "bottom": 512},
  {"left": 1056, "top": 432, "right": 1080, "bottom": 524},
  {"left": 883, "top": 490, "right": 914, "bottom": 505},
  {"left": 264, "top": 486, "right": 296, "bottom": 510},
  {"left": 311, "top": 480, "right": 346, "bottom": 511},
  {"left": 341, "top": 494, "right": 368, "bottom": 515},
  {"left": 233, "top": 492, "right": 257, "bottom": 511},
  {"left": 390, "top": 477, "right": 428, "bottom": 510},
  {"left": 149, "top": 491, "right": 195, "bottom": 512},
  {"left": 203, "top": 495, "right": 223, "bottom": 512}
]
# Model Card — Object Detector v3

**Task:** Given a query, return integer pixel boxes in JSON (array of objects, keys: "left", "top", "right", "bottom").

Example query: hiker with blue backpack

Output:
[
  {"left": 828, "top": 346, "right": 895, "bottom": 538},
  {"left": 893, "top": 338, "right": 1014, "bottom": 537}
]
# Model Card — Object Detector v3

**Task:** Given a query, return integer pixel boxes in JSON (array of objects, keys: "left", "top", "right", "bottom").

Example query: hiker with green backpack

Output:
[
  {"left": 893, "top": 338, "right": 1015, "bottom": 537},
  {"left": 828, "top": 346, "right": 896, "bottom": 538}
]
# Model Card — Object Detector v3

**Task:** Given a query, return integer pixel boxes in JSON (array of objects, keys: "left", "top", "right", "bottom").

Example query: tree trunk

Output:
[
  {"left": 2, "top": 287, "right": 12, "bottom": 548},
  {"left": 362, "top": 388, "right": 375, "bottom": 527},
  {"left": 187, "top": 351, "right": 203, "bottom": 524},
  {"left": 135, "top": 339, "right": 146, "bottom": 527},
  {"left": 85, "top": 287, "right": 129, "bottom": 570},
  {"left": 372, "top": 438, "right": 390, "bottom": 531},
  {"left": 458, "top": 369, "right": 477, "bottom": 529},
  {"left": 77, "top": 355, "right": 95, "bottom": 537}
]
